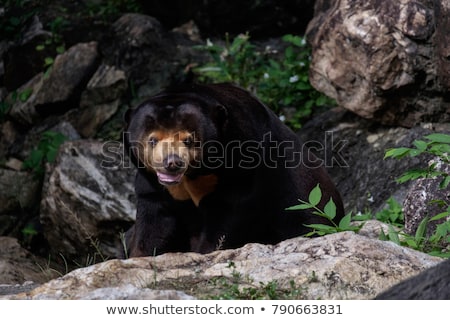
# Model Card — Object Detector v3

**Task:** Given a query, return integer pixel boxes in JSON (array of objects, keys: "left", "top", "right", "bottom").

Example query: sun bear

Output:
[{"left": 123, "top": 83, "right": 344, "bottom": 257}]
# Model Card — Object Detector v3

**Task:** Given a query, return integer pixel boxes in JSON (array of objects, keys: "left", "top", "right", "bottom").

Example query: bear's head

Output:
[{"left": 124, "top": 97, "right": 226, "bottom": 186}]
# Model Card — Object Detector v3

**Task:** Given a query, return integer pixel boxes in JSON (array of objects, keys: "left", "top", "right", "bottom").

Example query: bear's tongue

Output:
[{"left": 157, "top": 172, "right": 183, "bottom": 185}]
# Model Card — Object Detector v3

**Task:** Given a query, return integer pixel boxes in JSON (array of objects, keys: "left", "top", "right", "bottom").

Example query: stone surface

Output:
[
  {"left": 75, "top": 64, "right": 128, "bottom": 137},
  {"left": 306, "top": 0, "right": 450, "bottom": 126},
  {"left": 0, "top": 169, "right": 41, "bottom": 235},
  {"left": 375, "top": 258, "right": 450, "bottom": 299},
  {"left": 2, "top": 226, "right": 443, "bottom": 300},
  {"left": 0, "top": 237, "right": 59, "bottom": 286},
  {"left": 40, "top": 140, "right": 136, "bottom": 260},
  {"left": 8, "top": 42, "right": 100, "bottom": 126},
  {"left": 297, "top": 108, "right": 449, "bottom": 214},
  {"left": 403, "top": 158, "right": 450, "bottom": 236}
]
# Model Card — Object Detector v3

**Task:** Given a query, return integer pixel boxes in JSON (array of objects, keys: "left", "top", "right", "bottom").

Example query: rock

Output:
[
  {"left": 101, "top": 13, "right": 200, "bottom": 97},
  {"left": 1, "top": 230, "right": 442, "bottom": 300},
  {"left": 0, "top": 121, "right": 20, "bottom": 161},
  {"left": 375, "top": 258, "right": 450, "bottom": 299},
  {"left": 40, "top": 140, "right": 136, "bottom": 261},
  {"left": 306, "top": 0, "right": 450, "bottom": 127},
  {"left": 8, "top": 42, "right": 100, "bottom": 126},
  {"left": 3, "top": 15, "right": 53, "bottom": 91},
  {"left": 74, "top": 64, "right": 128, "bottom": 138},
  {"left": 138, "top": 0, "right": 315, "bottom": 39},
  {"left": 403, "top": 158, "right": 450, "bottom": 237},
  {"left": 14, "top": 120, "right": 81, "bottom": 161},
  {"left": 0, "top": 169, "right": 41, "bottom": 236},
  {"left": 297, "top": 108, "right": 448, "bottom": 214},
  {"left": 0, "top": 237, "right": 59, "bottom": 286}
]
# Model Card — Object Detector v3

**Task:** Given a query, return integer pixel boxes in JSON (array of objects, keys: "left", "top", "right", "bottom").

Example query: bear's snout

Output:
[{"left": 163, "top": 154, "right": 186, "bottom": 173}]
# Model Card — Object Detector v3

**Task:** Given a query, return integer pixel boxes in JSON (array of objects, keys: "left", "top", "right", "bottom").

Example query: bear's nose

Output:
[{"left": 163, "top": 155, "right": 185, "bottom": 172}]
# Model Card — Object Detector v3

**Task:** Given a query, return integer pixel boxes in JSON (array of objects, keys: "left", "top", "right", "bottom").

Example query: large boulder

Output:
[
  {"left": 1, "top": 224, "right": 442, "bottom": 300},
  {"left": 8, "top": 42, "right": 100, "bottom": 126},
  {"left": 297, "top": 108, "right": 449, "bottom": 214},
  {"left": 306, "top": 0, "right": 450, "bottom": 127},
  {"left": 40, "top": 140, "right": 136, "bottom": 261},
  {"left": 403, "top": 158, "right": 450, "bottom": 236}
]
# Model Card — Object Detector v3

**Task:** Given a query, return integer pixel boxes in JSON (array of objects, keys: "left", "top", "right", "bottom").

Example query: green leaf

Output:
[
  {"left": 338, "top": 213, "right": 352, "bottom": 230},
  {"left": 415, "top": 217, "right": 429, "bottom": 244},
  {"left": 429, "top": 210, "right": 450, "bottom": 222},
  {"left": 379, "top": 229, "right": 388, "bottom": 241},
  {"left": 384, "top": 147, "right": 412, "bottom": 159},
  {"left": 44, "top": 57, "right": 54, "bottom": 66},
  {"left": 425, "top": 133, "right": 450, "bottom": 144},
  {"left": 304, "top": 224, "right": 337, "bottom": 235},
  {"left": 36, "top": 44, "right": 45, "bottom": 51},
  {"left": 387, "top": 226, "right": 400, "bottom": 245},
  {"left": 323, "top": 198, "right": 337, "bottom": 220},
  {"left": 18, "top": 88, "right": 33, "bottom": 102},
  {"left": 286, "top": 203, "right": 313, "bottom": 211},
  {"left": 308, "top": 184, "right": 322, "bottom": 207},
  {"left": 56, "top": 45, "right": 65, "bottom": 54},
  {"left": 440, "top": 175, "right": 450, "bottom": 189},
  {"left": 413, "top": 140, "right": 428, "bottom": 152}
]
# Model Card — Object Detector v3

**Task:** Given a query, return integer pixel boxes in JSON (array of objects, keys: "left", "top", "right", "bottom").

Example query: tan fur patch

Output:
[
  {"left": 140, "top": 130, "right": 195, "bottom": 172},
  {"left": 166, "top": 174, "right": 218, "bottom": 206}
]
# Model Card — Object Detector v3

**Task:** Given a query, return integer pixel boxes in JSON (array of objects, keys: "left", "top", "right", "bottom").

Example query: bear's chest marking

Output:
[{"left": 166, "top": 174, "right": 218, "bottom": 206}]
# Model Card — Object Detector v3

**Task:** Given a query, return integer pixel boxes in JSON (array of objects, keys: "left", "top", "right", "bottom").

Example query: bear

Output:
[{"left": 123, "top": 82, "right": 344, "bottom": 257}]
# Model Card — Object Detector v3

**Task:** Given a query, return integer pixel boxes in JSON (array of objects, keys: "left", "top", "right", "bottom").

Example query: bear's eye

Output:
[
  {"left": 148, "top": 137, "right": 158, "bottom": 147},
  {"left": 183, "top": 136, "right": 194, "bottom": 147}
]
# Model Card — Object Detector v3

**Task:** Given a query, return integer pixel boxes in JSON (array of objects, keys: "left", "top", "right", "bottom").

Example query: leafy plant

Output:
[
  {"left": 384, "top": 133, "right": 450, "bottom": 189},
  {"left": 0, "top": 0, "right": 38, "bottom": 40},
  {"left": 379, "top": 206, "right": 450, "bottom": 258},
  {"left": 381, "top": 132, "right": 450, "bottom": 258},
  {"left": 22, "top": 131, "right": 67, "bottom": 177},
  {"left": 0, "top": 88, "right": 33, "bottom": 122},
  {"left": 286, "top": 184, "right": 363, "bottom": 236},
  {"left": 375, "top": 196, "right": 404, "bottom": 228},
  {"left": 194, "top": 33, "right": 335, "bottom": 130},
  {"left": 35, "top": 16, "right": 68, "bottom": 71}
]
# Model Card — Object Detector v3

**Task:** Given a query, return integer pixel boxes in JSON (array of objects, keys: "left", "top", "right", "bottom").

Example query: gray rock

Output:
[
  {"left": 297, "top": 108, "right": 447, "bottom": 214},
  {"left": 40, "top": 140, "right": 136, "bottom": 260},
  {"left": 375, "top": 258, "right": 450, "bottom": 299},
  {"left": 9, "top": 42, "right": 100, "bottom": 126},
  {"left": 403, "top": 158, "right": 450, "bottom": 236},
  {"left": 0, "top": 237, "right": 58, "bottom": 286},
  {"left": 0, "top": 169, "right": 41, "bottom": 235},
  {"left": 2, "top": 230, "right": 442, "bottom": 300},
  {"left": 306, "top": 0, "right": 449, "bottom": 126},
  {"left": 75, "top": 64, "right": 128, "bottom": 138}
]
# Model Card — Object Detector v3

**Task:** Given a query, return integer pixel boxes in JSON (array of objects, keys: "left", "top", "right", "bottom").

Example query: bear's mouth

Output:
[{"left": 156, "top": 171, "right": 184, "bottom": 185}]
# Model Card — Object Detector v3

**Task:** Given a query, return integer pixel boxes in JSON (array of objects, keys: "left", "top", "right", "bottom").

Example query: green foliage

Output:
[
  {"left": 381, "top": 133, "right": 450, "bottom": 258},
  {"left": 0, "top": 88, "right": 34, "bottom": 122},
  {"left": 194, "top": 33, "right": 335, "bottom": 130},
  {"left": 36, "top": 16, "right": 69, "bottom": 70},
  {"left": 379, "top": 206, "right": 450, "bottom": 258},
  {"left": 286, "top": 184, "right": 363, "bottom": 236},
  {"left": 22, "top": 131, "right": 67, "bottom": 177},
  {"left": 375, "top": 196, "right": 404, "bottom": 228},
  {"left": 0, "top": 0, "right": 38, "bottom": 40},
  {"left": 208, "top": 261, "right": 306, "bottom": 300},
  {"left": 385, "top": 133, "right": 450, "bottom": 189}
]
